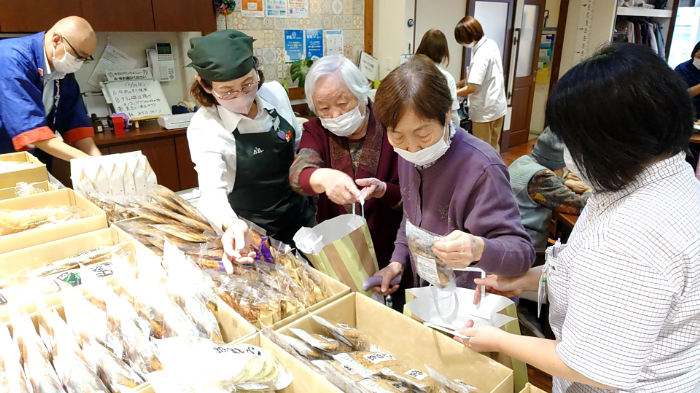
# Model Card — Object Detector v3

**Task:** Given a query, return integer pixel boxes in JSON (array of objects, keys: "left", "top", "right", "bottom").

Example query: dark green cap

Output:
[{"left": 186, "top": 30, "right": 255, "bottom": 82}]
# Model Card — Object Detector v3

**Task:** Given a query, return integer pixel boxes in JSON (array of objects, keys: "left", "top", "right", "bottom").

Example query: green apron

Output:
[{"left": 228, "top": 109, "right": 313, "bottom": 245}]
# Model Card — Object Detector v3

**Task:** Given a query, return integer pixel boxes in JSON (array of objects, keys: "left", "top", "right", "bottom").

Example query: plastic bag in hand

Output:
[{"left": 406, "top": 220, "right": 455, "bottom": 289}]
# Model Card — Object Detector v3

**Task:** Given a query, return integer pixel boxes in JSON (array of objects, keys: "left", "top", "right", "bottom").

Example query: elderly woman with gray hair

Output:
[{"left": 289, "top": 55, "right": 407, "bottom": 309}]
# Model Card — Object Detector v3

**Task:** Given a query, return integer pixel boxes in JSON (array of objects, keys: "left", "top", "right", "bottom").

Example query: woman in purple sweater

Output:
[{"left": 368, "top": 55, "right": 534, "bottom": 295}]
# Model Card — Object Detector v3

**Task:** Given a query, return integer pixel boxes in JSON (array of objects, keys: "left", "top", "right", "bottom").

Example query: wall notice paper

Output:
[
  {"left": 288, "top": 0, "right": 308, "bottom": 17},
  {"left": 406, "top": 286, "right": 515, "bottom": 329},
  {"left": 359, "top": 52, "right": 379, "bottom": 81},
  {"left": 71, "top": 152, "right": 157, "bottom": 197},
  {"left": 284, "top": 29, "right": 304, "bottom": 61},
  {"left": 305, "top": 28, "right": 323, "bottom": 60},
  {"left": 104, "top": 79, "right": 171, "bottom": 119},
  {"left": 266, "top": 0, "right": 288, "bottom": 17},
  {"left": 82, "top": 92, "right": 110, "bottom": 117},
  {"left": 242, "top": 0, "right": 264, "bottom": 16},
  {"left": 325, "top": 30, "right": 343, "bottom": 56},
  {"left": 87, "top": 43, "right": 138, "bottom": 88},
  {"left": 106, "top": 68, "right": 153, "bottom": 82}
]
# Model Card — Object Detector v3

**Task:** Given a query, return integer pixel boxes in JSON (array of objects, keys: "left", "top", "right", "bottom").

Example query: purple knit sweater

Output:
[{"left": 391, "top": 127, "right": 534, "bottom": 287}]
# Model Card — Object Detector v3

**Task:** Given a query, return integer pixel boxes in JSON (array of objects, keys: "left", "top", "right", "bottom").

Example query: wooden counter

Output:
[
  {"left": 53, "top": 121, "right": 198, "bottom": 192},
  {"left": 691, "top": 133, "right": 700, "bottom": 144}
]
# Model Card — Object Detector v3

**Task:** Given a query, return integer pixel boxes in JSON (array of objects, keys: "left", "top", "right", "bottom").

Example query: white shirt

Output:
[
  {"left": 545, "top": 153, "right": 700, "bottom": 392},
  {"left": 186, "top": 81, "right": 301, "bottom": 232},
  {"left": 437, "top": 64, "right": 461, "bottom": 127},
  {"left": 42, "top": 48, "right": 66, "bottom": 117},
  {"left": 467, "top": 37, "right": 507, "bottom": 123}
]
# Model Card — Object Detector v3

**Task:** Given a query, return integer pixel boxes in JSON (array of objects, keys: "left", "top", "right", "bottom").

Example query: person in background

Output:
[
  {"left": 674, "top": 41, "right": 700, "bottom": 118},
  {"left": 508, "top": 127, "right": 590, "bottom": 250},
  {"left": 187, "top": 30, "right": 313, "bottom": 265},
  {"left": 454, "top": 16, "right": 507, "bottom": 152},
  {"left": 459, "top": 44, "right": 700, "bottom": 393},
  {"left": 289, "top": 55, "right": 407, "bottom": 310},
  {"left": 415, "top": 29, "right": 460, "bottom": 127},
  {"left": 368, "top": 55, "right": 533, "bottom": 296},
  {"left": 0, "top": 16, "right": 102, "bottom": 171}
]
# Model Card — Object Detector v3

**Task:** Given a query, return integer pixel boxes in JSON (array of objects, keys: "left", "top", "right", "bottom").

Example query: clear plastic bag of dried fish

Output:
[
  {"left": 406, "top": 220, "right": 455, "bottom": 289},
  {"left": 86, "top": 193, "right": 141, "bottom": 223},
  {"left": 155, "top": 337, "right": 292, "bottom": 392},
  {"left": 0, "top": 319, "right": 31, "bottom": 393},
  {"left": 0, "top": 205, "right": 87, "bottom": 235}
]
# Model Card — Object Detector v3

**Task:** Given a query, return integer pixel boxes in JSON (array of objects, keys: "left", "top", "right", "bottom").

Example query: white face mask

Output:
[
  {"left": 465, "top": 42, "right": 476, "bottom": 49},
  {"left": 693, "top": 58, "right": 700, "bottom": 70},
  {"left": 394, "top": 122, "right": 452, "bottom": 167},
  {"left": 563, "top": 146, "right": 591, "bottom": 187},
  {"left": 52, "top": 41, "right": 83, "bottom": 73},
  {"left": 320, "top": 103, "right": 366, "bottom": 137},
  {"left": 216, "top": 87, "right": 257, "bottom": 115}
]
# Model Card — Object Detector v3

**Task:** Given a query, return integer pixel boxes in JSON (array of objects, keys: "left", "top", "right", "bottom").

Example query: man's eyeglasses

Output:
[
  {"left": 212, "top": 76, "right": 260, "bottom": 100},
  {"left": 62, "top": 36, "right": 94, "bottom": 62}
]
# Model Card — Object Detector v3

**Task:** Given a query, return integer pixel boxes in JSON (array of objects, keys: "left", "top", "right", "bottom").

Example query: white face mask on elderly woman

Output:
[
  {"left": 393, "top": 122, "right": 452, "bottom": 167},
  {"left": 319, "top": 103, "right": 366, "bottom": 137}
]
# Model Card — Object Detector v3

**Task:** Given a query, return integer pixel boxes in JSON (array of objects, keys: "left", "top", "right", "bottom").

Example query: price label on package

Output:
[{"left": 415, "top": 254, "right": 440, "bottom": 285}]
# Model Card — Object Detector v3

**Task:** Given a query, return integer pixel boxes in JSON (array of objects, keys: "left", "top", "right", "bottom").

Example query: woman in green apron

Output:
[{"left": 186, "top": 30, "right": 313, "bottom": 265}]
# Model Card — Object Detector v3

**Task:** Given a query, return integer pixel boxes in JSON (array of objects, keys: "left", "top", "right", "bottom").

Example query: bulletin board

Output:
[{"left": 216, "top": 0, "right": 366, "bottom": 87}]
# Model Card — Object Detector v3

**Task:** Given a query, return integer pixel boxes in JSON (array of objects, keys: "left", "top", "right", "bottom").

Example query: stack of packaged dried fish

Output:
[
  {"left": 113, "top": 185, "right": 217, "bottom": 256},
  {"left": 0, "top": 242, "right": 131, "bottom": 306},
  {"left": 263, "top": 316, "right": 478, "bottom": 393},
  {"left": 211, "top": 244, "right": 328, "bottom": 328},
  {"left": 0, "top": 205, "right": 87, "bottom": 235}
]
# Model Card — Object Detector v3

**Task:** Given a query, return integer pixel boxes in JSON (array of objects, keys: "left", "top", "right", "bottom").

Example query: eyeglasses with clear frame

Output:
[{"left": 211, "top": 73, "right": 260, "bottom": 100}]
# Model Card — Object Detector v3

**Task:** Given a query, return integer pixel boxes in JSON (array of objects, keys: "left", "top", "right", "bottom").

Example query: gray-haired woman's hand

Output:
[{"left": 310, "top": 168, "right": 361, "bottom": 205}]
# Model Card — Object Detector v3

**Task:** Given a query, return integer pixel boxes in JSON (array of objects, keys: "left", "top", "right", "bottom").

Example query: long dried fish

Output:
[
  {"left": 137, "top": 200, "right": 213, "bottom": 233},
  {"left": 150, "top": 185, "right": 209, "bottom": 226},
  {"left": 150, "top": 224, "right": 213, "bottom": 243}
]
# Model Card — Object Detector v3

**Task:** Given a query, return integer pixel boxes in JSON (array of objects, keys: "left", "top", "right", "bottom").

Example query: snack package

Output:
[
  {"left": 261, "top": 325, "right": 327, "bottom": 374},
  {"left": 424, "top": 364, "right": 477, "bottom": 393},
  {"left": 81, "top": 265, "right": 118, "bottom": 311},
  {"left": 0, "top": 161, "right": 37, "bottom": 171},
  {"left": 0, "top": 275, "right": 61, "bottom": 306},
  {"left": 147, "top": 370, "right": 228, "bottom": 393},
  {"left": 10, "top": 308, "right": 64, "bottom": 393},
  {"left": 312, "top": 316, "right": 374, "bottom": 351},
  {"left": 105, "top": 284, "right": 163, "bottom": 376},
  {"left": 322, "top": 361, "right": 366, "bottom": 393},
  {"left": 330, "top": 353, "right": 378, "bottom": 380},
  {"left": 28, "top": 242, "right": 131, "bottom": 280},
  {"left": 49, "top": 314, "right": 110, "bottom": 393},
  {"left": 82, "top": 339, "right": 144, "bottom": 391},
  {"left": 347, "top": 352, "right": 403, "bottom": 373},
  {"left": 357, "top": 378, "right": 412, "bottom": 393},
  {"left": 61, "top": 288, "right": 108, "bottom": 347},
  {"left": 0, "top": 322, "right": 31, "bottom": 393},
  {"left": 380, "top": 365, "right": 437, "bottom": 392},
  {"left": 290, "top": 328, "right": 353, "bottom": 354},
  {"left": 15, "top": 181, "right": 46, "bottom": 197},
  {"left": 86, "top": 193, "right": 140, "bottom": 223},
  {"left": 155, "top": 338, "right": 292, "bottom": 392},
  {"left": 406, "top": 220, "right": 455, "bottom": 288},
  {"left": 165, "top": 244, "right": 223, "bottom": 343},
  {"left": 0, "top": 205, "right": 87, "bottom": 235}
]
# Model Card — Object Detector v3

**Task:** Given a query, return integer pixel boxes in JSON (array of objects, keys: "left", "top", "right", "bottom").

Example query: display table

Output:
[{"left": 53, "top": 121, "right": 198, "bottom": 192}]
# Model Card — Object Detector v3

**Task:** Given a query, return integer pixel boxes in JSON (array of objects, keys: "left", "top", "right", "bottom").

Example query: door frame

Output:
[
  {"left": 548, "top": 0, "right": 569, "bottom": 96},
  {"left": 462, "top": 0, "right": 516, "bottom": 86}
]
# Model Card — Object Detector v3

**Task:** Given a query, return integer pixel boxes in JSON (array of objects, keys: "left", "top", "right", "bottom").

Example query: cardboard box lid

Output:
[
  {"left": 0, "top": 188, "right": 108, "bottom": 254},
  {"left": 277, "top": 293, "right": 514, "bottom": 393}
]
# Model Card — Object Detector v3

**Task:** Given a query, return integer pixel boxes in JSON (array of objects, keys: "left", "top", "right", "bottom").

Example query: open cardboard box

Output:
[
  {"left": 0, "top": 227, "right": 161, "bottom": 317},
  {"left": 520, "top": 383, "right": 548, "bottom": 393},
  {"left": 134, "top": 332, "right": 341, "bottom": 393},
  {"left": 0, "top": 188, "right": 108, "bottom": 253},
  {"left": 0, "top": 180, "right": 56, "bottom": 200},
  {"left": 0, "top": 152, "right": 48, "bottom": 189},
  {"left": 276, "top": 293, "right": 514, "bottom": 393}
]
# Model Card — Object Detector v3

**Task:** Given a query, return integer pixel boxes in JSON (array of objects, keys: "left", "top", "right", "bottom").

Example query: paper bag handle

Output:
[{"left": 352, "top": 195, "right": 365, "bottom": 219}]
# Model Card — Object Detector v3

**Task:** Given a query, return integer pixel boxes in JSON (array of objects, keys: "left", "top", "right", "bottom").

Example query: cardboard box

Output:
[
  {"left": 135, "top": 332, "right": 341, "bottom": 393},
  {"left": 0, "top": 188, "right": 108, "bottom": 253},
  {"left": 0, "top": 227, "right": 160, "bottom": 317},
  {"left": 277, "top": 293, "right": 514, "bottom": 393},
  {"left": 0, "top": 152, "right": 48, "bottom": 189},
  {"left": 521, "top": 383, "right": 549, "bottom": 393},
  {"left": 268, "top": 268, "right": 350, "bottom": 331},
  {"left": 0, "top": 181, "right": 56, "bottom": 200}
]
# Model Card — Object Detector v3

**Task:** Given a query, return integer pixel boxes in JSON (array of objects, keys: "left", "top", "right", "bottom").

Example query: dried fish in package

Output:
[{"left": 0, "top": 205, "right": 86, "bottom": 235}]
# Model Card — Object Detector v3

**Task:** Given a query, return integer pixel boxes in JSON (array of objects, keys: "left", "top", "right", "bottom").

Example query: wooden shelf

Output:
[{"left": 616, "top": 7, "right": 673, "bottom": 18}]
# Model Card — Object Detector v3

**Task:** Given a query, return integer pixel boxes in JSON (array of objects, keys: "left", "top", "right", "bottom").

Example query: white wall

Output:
[
  {"left": 373, "top": 0, "right": 414, "bottom": 79},
  {"left": 73, "top": 31, "right": 201, "bottom": 108},
  {"left": 414, "top": 0, "right": 465, "bottom": 80},
  {"left": 559, "top": 0, "right": 616, "bottom": 76}
]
